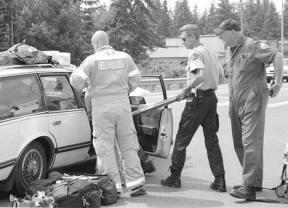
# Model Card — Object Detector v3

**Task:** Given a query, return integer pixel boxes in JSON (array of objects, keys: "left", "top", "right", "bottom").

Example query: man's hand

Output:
[
  {"left": 269, "top": 82, "right": 282, "bottom": 98},
  {"left": 176, "top": 90, "right": 186, "bottom": 101}
]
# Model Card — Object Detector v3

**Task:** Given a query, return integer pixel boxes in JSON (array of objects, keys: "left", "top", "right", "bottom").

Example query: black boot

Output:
[
  {"left": 141, "top": 160, "right": 156, "bottom": 174},
  {"left": 161, "top": 168, "right": 181, "bottom": 188},
  {"left": 161, "top": 175, "right": 181, "bottom": 188},
  {"left": 210, "top": 175, "right": 226, "bottom": 192}
]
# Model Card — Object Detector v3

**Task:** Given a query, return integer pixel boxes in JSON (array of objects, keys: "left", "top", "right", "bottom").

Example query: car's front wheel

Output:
[{"left": 14, "top": 142, "right": 47, "bottom": 196}]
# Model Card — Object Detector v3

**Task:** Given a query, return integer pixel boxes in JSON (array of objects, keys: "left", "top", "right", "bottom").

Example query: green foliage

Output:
[
  {"left": 261, "top": 2, "right": 280, "bottom": 40},
  {"left": 243, "top": 0, "right": 280, "bottom": 40},
  {"left": 243, "top": 0, "right": 258, "bottom": 37},
  {"left": 198, "top": 10, "right": 207, "bottom": 35},
  {"left": 170, "top": 0, "right": 193, "bottom": 37},
  {"left": 0, "top": 0, "right": 9, "bottom": 50},
  {"left": 141, "top": 58, "right": 187, "bottom": 78},
  {"left": 284, "top": 0, "right": 288, "bottom": 39},
  {"left": 159, "top": 0, "right": 172, "bottom": 37},
  {"left": 0, "top": 0, "right": 284, "bottom": 70},
  {"left": 216, "top": 0, "right": 239, "bottom": 25},
  {"left": 204, "top": 3, "right": 218, "bottom": 34},
  {"left": 192, "top": 5, "right": 199, "bottom": 24},
  {"left": 106, "top": 0, "right": 163, "bottom": 64},
  {"left": 2, "top": 0, "right": 94, "bottom": 65},
  {"left": 149, "top": 0, "right": 172, "bottom": 38}
]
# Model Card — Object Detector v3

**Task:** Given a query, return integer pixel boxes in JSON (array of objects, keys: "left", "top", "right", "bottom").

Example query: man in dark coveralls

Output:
[{"left": 214, "top": 19, "right": 283, "bottom": 200}]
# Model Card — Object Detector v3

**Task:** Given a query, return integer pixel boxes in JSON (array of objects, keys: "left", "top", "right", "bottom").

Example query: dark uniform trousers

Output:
[{"left": 170, "top": 89, "right": 225, "bottom": 178}]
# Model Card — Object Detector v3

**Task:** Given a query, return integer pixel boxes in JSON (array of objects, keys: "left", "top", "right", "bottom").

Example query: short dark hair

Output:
[
  {"left": 213, "top": 19, "right": 241, "bottom": 34},
  {"left": 179, "top": 24, "right": 200, "bottom": 40}
]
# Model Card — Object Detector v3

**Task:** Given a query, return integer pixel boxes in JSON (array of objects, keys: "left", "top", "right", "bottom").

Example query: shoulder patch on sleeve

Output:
[
  {"left": 259, "top": 42, "right": 270, "bottom": 50},
  {"left": 191, "top": 51, "right": 200, "bottom": 61}
]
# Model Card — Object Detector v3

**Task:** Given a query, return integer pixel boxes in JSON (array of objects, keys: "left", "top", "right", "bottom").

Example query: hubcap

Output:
[{"left": 21, "top": 149, "right": 43, "bottom": 185}]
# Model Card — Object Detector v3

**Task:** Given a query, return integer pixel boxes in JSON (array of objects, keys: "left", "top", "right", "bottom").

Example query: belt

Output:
[
  {"left": 186, "top": 89, "right": 215, "bottom": 99},
  {"left": 190, "top": 89, "right": 215, "bottom": 98}
]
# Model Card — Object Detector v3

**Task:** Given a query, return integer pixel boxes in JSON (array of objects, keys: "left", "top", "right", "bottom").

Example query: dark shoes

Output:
[
  {"left": 118, "top": 185, "right": 147, "bottom": 198},
  {"left": 161, "top": 175, "right": 181, "bottom": 188},
  {"left": 230, "top": 186, "right": 256, "bottom": 200},
  {"left": 130, "top": 185, "right": 147, "bottom": 197},
  {"left": 142, "top": 160, "right": 156, "bottom": 174},
  {"left": 210, "top": 175, "right": 226, "bottom": 192},
  {"left": 233, "top": 185, "right": 262, "bottom": 192}
]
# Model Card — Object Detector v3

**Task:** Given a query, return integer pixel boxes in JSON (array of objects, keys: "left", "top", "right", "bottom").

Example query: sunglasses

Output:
[{"left": 180, "top": 35, "right": 192, "bottom": 42}]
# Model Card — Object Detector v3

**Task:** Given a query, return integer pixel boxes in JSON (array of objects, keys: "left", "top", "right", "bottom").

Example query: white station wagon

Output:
[{"left": 0, "top": 64, "right": 173, "bottom": 195}]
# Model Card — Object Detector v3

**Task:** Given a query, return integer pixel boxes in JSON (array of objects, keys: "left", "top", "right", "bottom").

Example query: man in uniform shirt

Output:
[
  {"left": 214, "top": 19, "right": 283, "bottom": 200},
  {"left": 70, "top": 30, "right": 146, "bottom": 197},
  {"left": 161, "top": 24, "right": 226, "bottom": 192}
]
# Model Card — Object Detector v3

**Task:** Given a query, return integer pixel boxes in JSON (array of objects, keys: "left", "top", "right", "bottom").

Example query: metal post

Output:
[
  {"left": 9, "top": 0, "right": 13, "bottom": 45},
  {"left": 281, "top": 0, "right": 284, "bottom": 55},
  {"left": 240, "top": 0, "right": 244, "bottom": 32}
]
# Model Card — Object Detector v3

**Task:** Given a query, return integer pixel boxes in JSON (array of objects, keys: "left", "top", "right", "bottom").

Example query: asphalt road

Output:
[{"left": 1, "top": 83, "right": 288, "bottom": 207}]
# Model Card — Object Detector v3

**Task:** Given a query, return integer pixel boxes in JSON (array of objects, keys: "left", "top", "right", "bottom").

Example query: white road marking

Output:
[
  {"left": 268, "top": 101, "right": 288, "bottom": 108},
  {"left": 217, "top": 101, "right": 288, "bottom": 107}
]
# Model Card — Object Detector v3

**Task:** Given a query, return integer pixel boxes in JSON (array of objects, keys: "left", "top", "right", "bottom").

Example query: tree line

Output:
[{"left": 0, "top": 0, "right": 287, "bottom": 66}]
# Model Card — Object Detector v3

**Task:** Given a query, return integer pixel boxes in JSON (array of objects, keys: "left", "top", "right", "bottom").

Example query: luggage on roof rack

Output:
[{"left": 0, "top": 42, "right": 58, "bottom": 66}]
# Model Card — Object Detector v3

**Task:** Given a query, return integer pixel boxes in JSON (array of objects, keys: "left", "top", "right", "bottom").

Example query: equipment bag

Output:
[
  {"left": 28, "top": 172, "right": 117, "bottom": 207},
  {"left": 28, "top": 178, "right": 58, "bottom": 196},
  {"left": 57, "top": 174, "right": 118, "bottom": 206},
  {"left": 8, "top": 42, "right": 52, "bottom": 65},
  {"left": 55, "top": 183, "right": 101, "bottom": 208},
  {"left": 0, "top": 42, "right": 55, "bottom": 66},
  {"left": 27, "top": 171, "right": 64, "bottom": 196},
  {"left": 90, "top": 175, "right": 118, "bottom": 205}
]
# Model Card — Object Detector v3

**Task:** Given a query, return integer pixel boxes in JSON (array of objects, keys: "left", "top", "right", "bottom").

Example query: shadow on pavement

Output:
[{"left": 115, "top": 194, "right": 224, "bottom": 208}]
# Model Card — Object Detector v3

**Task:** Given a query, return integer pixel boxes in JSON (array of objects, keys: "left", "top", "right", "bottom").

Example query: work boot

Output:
[
  {"left": 210, "top": 175, "right": 226, "bottom": 192},
  {"left": 230, "top": 186, "right": 256, "bottom": 200},
  {"left": 142, "top": 160, "right": 156, "bottom": 174},
  {"left": 161, "top": 175, "right": 181, "bottom": 188},
  {"left": 233, "top": 185, "right": 262, "bottom": 192}
]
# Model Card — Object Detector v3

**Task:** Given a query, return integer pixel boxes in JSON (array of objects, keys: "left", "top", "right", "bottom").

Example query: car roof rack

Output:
[
  {"left": 0, "top": 64, "right": 58, "bottom": 70},
  {"left": 1, "top": 63, "right": 54, "bottom": 68}
]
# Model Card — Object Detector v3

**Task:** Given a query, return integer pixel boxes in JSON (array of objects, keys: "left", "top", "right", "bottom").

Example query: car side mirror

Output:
[{"left": 129, "top": 96, "right": 146, "bottom": 105}]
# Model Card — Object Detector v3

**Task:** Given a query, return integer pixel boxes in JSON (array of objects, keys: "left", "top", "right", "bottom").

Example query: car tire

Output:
[{"left": 14, "top": 142, "right": 47, "bottom": 196}]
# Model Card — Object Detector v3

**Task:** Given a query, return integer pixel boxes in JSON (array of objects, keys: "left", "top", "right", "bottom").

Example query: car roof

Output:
[{"left": 0, "top": 64, "right": 74, "bottom": 77}]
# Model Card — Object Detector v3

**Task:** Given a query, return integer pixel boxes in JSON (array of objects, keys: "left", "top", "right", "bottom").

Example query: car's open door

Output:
[{"left": 129, "top": 75, "right": 174, "bottom": 158}]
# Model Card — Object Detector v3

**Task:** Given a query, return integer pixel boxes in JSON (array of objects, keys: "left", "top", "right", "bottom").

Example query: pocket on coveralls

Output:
[
  {"left": 245, "top": 87, "right": 260, "bottom": 113},
  {"left": 121, "top": 105, "right": 138, "bottom": 149},
  {"left": 93, "top": 129, "right": 107, "bottom": 156}
]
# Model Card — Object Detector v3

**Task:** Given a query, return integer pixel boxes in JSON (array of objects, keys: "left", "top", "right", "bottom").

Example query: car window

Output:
[
  {"left": 0, "top": 75, "right": 44, "bottom": 120},
  {"left": 41, "top": 75, "right": 78, "bottom": 111}
]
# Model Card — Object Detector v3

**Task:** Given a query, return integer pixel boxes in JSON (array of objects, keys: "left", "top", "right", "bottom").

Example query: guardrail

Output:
[{"left": 139, "top": 78, "right": 187, "bottom": 92}]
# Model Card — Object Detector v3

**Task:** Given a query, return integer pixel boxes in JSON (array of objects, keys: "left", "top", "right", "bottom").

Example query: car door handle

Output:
[{"left": 52, "top": 120, "right": 62, "bottom": 125}]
